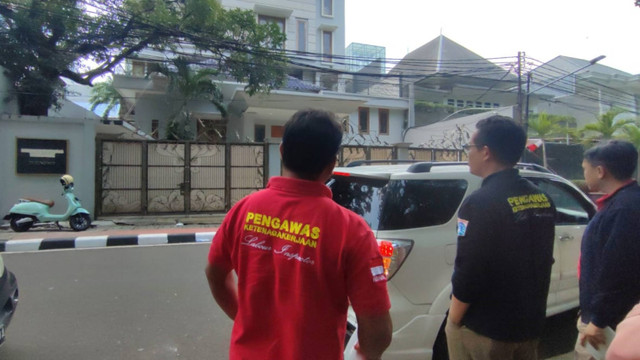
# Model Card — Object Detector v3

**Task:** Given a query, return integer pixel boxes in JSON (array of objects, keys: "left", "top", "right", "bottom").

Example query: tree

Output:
[
  {"left": 622, "top": 123, "right": 640, "bottom": 148},
  {"left": 527, "top": 112, "right": 576, "bottom": 140},
  {"left": 580, "top": 108, "right": 635, "bottom": 144},
  {"left": 89, "top": 79, "right": 122, "bottom": 119},
  {"left": 148, "top": 57, "right": 227, "bottom": 140},
  {"left": 0, "top": 0, "right": 286, "bottom": 115}
]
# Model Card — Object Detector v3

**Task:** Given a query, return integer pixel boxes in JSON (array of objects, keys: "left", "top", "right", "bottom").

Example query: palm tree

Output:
[
  {"left": 89, "top": 79, "right": 123, "bottom": 119},
  {"left": 527, "top": 112, "right": 575, "bottom": 140},
  {"left": 581, "top": 108, "right": 635, "bottom": 145},
  {"left": 622, "top": 123, "right": 640, "bottom": 148},
  {"left": 148, "top": 57, "right": 227, "bottom": 140}
]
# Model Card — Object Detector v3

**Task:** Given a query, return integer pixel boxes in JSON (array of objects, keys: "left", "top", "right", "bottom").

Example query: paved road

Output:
[
  {"left": 0, "top": 244, "right": 232, "bottom": 360},
  {"left": 0, "top": 222, "right": 577, "bottom": 359}
]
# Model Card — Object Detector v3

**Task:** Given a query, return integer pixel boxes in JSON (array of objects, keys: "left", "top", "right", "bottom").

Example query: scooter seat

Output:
[{"left": 21, "top": 198, "right": 55, "bottom": 207}]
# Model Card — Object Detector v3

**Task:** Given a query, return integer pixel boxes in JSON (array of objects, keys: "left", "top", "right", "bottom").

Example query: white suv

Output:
[{"left": 330, "top": 162, "right": 595, "bottom": 360}]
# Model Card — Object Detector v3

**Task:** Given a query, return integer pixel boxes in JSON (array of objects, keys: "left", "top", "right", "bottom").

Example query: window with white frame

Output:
[
  {"left": 131, "top": 60, "right": 148, "bottom": 77},
  {"left": 322, "top": 30, "right": 333, "bottom": 62},
  {"left": 378, "top": 109, "right": 389, "bottom": 135},
  {"left": 297, "top": 19, "right": 307, "bottom": 52},
  {"left": 322, "top": 0, "right": 333, "bottom": 17}
]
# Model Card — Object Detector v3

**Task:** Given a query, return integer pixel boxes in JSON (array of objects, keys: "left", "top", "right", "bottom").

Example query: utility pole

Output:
[
  {"left": 524, "top": 72, "right": 532, "bottom": 134},
  {"left": 515, "top": 51, "right": 524, "bottom": 125}
]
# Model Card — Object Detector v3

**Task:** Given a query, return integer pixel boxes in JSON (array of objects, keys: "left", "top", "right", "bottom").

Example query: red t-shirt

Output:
[{"left": 208, "top": 177, "right": 390, "bottom": 360}]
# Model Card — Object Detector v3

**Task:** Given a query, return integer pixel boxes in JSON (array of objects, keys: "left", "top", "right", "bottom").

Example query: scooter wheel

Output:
[
  {"left": 70, "top": 213, "right": 91, "bottom": 231},
  {"left": 10, "top": 216, "right": 33, "bottom": 232}
]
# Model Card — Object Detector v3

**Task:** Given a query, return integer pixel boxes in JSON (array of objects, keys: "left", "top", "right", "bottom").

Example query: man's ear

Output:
[
  {"left": 596, "top": 165, "right": 607, "bottom": 179},
  {"left": 481, "top": 145, "right": 492, "bottom": 162},
  {"left": 279, "top": 143, "right": 283, "bottom": 158}
]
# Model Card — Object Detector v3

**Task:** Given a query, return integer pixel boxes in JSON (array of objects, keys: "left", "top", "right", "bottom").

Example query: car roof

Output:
[{"left": 333, "top": 162, "right": 553, "bottom": 179}]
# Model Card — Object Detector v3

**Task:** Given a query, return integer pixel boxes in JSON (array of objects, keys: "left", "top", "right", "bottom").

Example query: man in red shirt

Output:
[{"left": 205, "top": 109, "right": 392, "bottom": 360}]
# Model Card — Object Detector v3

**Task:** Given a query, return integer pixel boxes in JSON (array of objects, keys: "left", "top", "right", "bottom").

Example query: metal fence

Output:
[
  {"left": 96, "top": 140, "right": 267, "bottom": 216},
  {"left": 339, "top": 145, "right": 465, "bottom": 166},
  {"left": 96, "top": 140, "right": 463, "bottom": 216}
]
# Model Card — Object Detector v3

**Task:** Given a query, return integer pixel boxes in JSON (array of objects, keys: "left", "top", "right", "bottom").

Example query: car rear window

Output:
[{"left": 330, "top": 176, "right": 468, "bottom": 230}]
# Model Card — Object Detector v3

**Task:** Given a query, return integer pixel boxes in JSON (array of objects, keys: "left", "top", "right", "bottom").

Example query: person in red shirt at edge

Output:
[{"left": 205, "top": 109, "right": 392, "bottom": 360}]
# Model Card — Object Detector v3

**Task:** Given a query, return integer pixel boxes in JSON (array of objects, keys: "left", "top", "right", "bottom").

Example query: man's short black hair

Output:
[
  {"left": 282, "top": 109, "right": 343, "bottom": 180},
  {"left": 584, "top": 140, "right": 638, "bottom": 180},
  {"left": 474, "top": 115, "right": 526, "bottom": 166}
]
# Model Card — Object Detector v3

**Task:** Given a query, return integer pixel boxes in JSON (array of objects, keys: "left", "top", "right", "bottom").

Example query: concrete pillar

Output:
[
  {"left": 266, "top": 138, "right": 282, "bottom": 179},
  {"left": 393, "top": 142, "right": 412, "bottom": 161}
]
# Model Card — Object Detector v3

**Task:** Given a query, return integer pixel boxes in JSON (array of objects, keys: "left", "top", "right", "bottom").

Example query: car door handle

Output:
[{"left": 558, "top": 234, "right": 574, "bottom": 241}]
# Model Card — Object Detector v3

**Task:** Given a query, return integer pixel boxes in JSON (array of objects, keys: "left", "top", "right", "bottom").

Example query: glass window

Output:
[
  {"left": 254, "top": 124, "right": 265, "bottom": 142},
  {"left": 457, "top": 100, "right": 464, "bottom": 108},
  {"left": 322, "top": 0, "right": 333, "bottom": 17},
  {"left": 131, "top": 60, "right": 146, "bottom": 77},
  {"left": 466, "top": 101, "right": 474, "bottom": 108},
  {"left": 330, "top": 177, "right": 468, "bottom": 230},
  {"left": 196, "top": 119, "right": 226, "bottom": 142},
  {"left": 378, "top": 109, "right": 389, "bottom": 135},
  {"left": 330, "top": 176, "right": 387, "bottom": 230},
  {"left": 447, "top": 99, "right": 455, "bottom": 106},
  {"left": 358, "top": 107, "right": 369, "bottom": 134},
  {"left": 484, "top": 102, "right": 491, "bottom": 108},
  {"left": 297, "top": 20, "right": 307, "bottom": 52},
  {"left": 527, "top": 178, "right": 595, "bottom": 225},
  {"left": 322, "top": 30, "right": 333, "bottom": 62},
  {"left": 258, "top": 15, "right": 285, "bottom": 33},
  {"left": 475, "top": 101, "right": 482, "bottom": 107},
  {"left": 379, "top": 179, "right": 468, "bottom": 230},
  {"left": 151, "top": 119, "right": 159, "bottom": 139}
]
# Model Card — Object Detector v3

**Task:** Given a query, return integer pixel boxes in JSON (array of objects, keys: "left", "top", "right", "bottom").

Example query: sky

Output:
[{"left": 345, "top": 0, "right": 640, "bottom": 75}]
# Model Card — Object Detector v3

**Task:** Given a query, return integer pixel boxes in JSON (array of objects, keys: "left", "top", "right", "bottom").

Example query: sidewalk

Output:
[{"left": 0, "top": 214, "right": 224, "bottom": 252}]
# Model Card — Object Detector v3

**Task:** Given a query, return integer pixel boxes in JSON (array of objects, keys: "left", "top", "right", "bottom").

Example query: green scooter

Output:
[{"left": 3, "top": 174, "right": 91, "bottom": 232}]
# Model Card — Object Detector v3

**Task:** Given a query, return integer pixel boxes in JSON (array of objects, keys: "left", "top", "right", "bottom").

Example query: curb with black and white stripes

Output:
[{"left": 0, "top": 232, "right": 216, "bottom": 253}]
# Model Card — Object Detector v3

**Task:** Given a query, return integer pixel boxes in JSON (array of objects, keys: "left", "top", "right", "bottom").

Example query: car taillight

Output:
[{"left": 377, "top": 239, "right": 413, "bottom": 280}]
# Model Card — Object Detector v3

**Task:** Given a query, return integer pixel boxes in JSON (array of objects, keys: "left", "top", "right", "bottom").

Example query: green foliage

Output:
[
  {"left": 0, "top": 0, "right": 287, "bottom": 115},
  {"left": 415, "top": 101, "right": 456, "bottom": 114},
  {"left": 621, "top": 123, "right": 640, "bottom": 148},
  {"left": 527, "top": 112, "right": 576, "bottom": 139},
  {"left": 165, "top": 114, "right": 193, "bottom": 140},
  {"left": 580, "top": 108, "right": 635, "bottom": 145},
  {"left": 89, "top": 79, "right": 122, "bottom": 119},
  {"left": 149, "top": 57, "right": 227, "bottom": 140}
]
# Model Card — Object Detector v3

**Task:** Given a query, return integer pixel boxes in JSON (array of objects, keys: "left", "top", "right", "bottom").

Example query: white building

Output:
[{"left": 111, "top": 0, "right": 410, "bottom": 146}]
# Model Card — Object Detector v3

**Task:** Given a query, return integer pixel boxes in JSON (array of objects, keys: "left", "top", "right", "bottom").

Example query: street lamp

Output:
[{"left": 524, "top": 55, "right": 606, "bottom": 132}]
